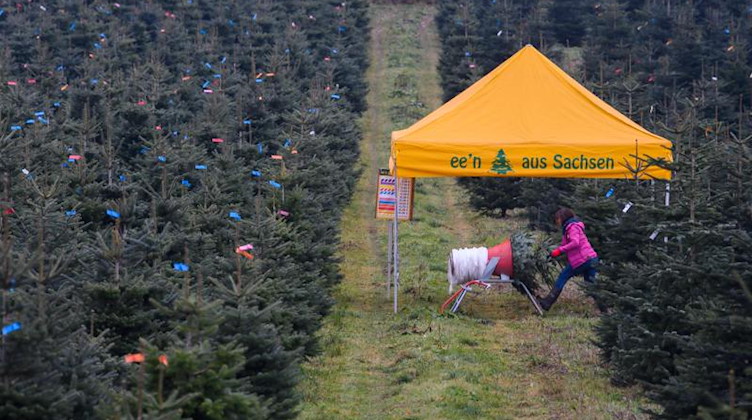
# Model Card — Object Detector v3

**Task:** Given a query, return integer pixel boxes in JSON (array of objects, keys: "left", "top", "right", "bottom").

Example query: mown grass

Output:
[{"left": 299, "top": 4, "right": 653, "bottom": 419}]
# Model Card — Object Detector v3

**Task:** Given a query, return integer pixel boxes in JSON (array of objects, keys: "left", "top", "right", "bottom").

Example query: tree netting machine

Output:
[{"left": 440, "top": 239, "right": 544, "bottom": 315}]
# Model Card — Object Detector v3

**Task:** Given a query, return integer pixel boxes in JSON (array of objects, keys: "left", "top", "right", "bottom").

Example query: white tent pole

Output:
[
  {"left": 393, "top": 164, "right": 399, "bottom": 314},
  {"left": 387, "top": 220, "right": 392, "bottom": 297},
  {"left": 664, "top": 181, "right": 670, "bottom": 244}
]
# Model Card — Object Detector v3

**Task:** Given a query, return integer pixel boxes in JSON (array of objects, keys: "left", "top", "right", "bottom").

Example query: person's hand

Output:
[{"left": 550, "top": 248, "right": 562, "bottom": 258}]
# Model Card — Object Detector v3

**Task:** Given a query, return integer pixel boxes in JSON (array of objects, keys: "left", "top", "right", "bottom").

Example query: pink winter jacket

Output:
[{"left": 557, "top": 219, "right": 598, "bottom": 268}]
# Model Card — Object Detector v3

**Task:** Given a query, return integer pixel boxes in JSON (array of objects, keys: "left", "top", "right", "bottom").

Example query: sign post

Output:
[{"left": 375, "top": 168, "right": 414, "bottom": 313}]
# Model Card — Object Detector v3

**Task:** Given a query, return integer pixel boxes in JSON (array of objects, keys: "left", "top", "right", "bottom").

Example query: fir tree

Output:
[
  {"left": 547, "top": 0, "right": 588, "bottom": 47},
  {"left": 0, "top": 0, "right": 370, "bottom": 416}
]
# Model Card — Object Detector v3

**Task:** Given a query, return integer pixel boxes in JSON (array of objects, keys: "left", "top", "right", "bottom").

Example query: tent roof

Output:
[{"left": 390, "top": 45, "right": 672, "bottom": 179}]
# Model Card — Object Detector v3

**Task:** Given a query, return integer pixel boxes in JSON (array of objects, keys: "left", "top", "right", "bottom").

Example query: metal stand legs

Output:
[{"left": 440, "top": 258, "right": 544, "bottom": 316}]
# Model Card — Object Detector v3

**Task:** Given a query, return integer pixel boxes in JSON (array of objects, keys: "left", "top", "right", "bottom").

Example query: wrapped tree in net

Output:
[{"left": 509, "top": 231, "right": 555, "bottom": 294}]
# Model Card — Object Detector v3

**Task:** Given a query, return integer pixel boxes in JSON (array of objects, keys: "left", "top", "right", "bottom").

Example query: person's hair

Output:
[{"left": 554, "top": 207, "right": 576, "bottom": 224}]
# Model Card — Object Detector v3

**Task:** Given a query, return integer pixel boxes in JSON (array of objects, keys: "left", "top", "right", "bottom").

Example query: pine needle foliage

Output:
[{"left": 0, "top": 0, "right": 369, "bottom": 417}]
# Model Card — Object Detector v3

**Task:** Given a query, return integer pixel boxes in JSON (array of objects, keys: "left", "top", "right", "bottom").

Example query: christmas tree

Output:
[
  {"left": 437, "top": 0, "right": 752, "bottom": 416},
  {"left": 0, "top": 0, "right": 371, "bottom": 416}
]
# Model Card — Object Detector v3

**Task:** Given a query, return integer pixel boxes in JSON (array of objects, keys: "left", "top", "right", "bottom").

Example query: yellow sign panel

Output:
[{"left": 392, "top": 143, "right": 669, "bottom": 179}]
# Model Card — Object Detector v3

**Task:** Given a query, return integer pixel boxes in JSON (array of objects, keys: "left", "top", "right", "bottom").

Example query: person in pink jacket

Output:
[{"left": 537, "top": 207, "right": 599, "bottom": 311}]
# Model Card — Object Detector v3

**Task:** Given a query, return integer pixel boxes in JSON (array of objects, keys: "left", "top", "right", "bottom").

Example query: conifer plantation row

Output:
[
  {"left": 0, "top": 1, "right": 368, "bottom": 418},
  {"left": 437, "top": 1, "right": 751, "bottom": 417}
]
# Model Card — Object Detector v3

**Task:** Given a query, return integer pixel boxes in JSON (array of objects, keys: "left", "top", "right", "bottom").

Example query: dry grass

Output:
[{"left": 298, "top": 4, "right": 654, "bottom": 419}]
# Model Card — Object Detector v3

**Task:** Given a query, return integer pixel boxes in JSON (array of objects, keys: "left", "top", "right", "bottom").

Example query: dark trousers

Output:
[{"left": 554, "top": 257, "right": 599, "bottom": 291}]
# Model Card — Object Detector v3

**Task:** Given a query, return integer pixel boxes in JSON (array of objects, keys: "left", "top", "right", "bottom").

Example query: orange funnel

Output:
[{"left": 487, "top": 239, "right": 513, "bottom": 277}]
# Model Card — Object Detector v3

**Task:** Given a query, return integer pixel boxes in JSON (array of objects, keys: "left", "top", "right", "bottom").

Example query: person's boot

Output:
[{"left": 537, "top": 287, "right": 562, "bottom": 311}]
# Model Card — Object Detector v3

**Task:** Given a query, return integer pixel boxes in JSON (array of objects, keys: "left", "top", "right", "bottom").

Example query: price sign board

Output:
[{"left": 375, "top": 169, "right": 414, "bottom": 221}]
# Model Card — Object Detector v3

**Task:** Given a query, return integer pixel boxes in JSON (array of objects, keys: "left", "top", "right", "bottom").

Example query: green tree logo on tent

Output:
[{"left": 489, "top": 148, "right": 513, "bottom": 174}]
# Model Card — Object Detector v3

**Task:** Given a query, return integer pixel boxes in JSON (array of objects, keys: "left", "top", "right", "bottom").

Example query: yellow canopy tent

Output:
[
  {"left": 390, "top": 45, "right": 672, "bottom": 179},
  {"left": 386, "top": 45, "right": 673, "bottom": 313}
]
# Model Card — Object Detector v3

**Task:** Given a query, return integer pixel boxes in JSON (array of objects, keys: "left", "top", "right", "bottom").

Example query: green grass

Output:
[{"left": 298, "top": 4, "right": 653, "bottom": 419}]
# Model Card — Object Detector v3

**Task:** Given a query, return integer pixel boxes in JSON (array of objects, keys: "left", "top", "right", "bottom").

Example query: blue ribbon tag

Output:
[
  {"left": 173, "top": 262, "right": 190, "bottom": 272},
  {"left": 269, "top": 181, "right": 282, "bottom": 189},
  {"left": 229, "top": 211, "right": 241, "bottom": 220},
  {"left": 2, "top": 322, "right": 21, "bottom": 335},
  {"left": 251, "top": 170, "right": 261, "bottom": 177},
  {"left": 195, "top": 164, "right": 207, "bottom": 170},
  {"left": 106, "top": 209, "right": 120, "bottom": 219}
]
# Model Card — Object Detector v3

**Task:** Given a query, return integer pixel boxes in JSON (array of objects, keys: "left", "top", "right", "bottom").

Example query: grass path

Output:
[{"left": 299, "top": 4, "right": 652, "bottom": 419}]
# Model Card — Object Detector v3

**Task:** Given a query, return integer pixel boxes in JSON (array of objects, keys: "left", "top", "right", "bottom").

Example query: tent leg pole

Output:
[
  {"left": 664, "top": 182, "right": 670, "bottom": 245},
  {"left": 387, "top": 220, "right": 392, "bottom": 297},
  {"left": 393, "top": 207, "right": 398, "bottom": 314},
  {"left": 393, "top": 166, "right": 399, "bottom": 314},
  {"left": 393, "top": 219, "right": 398, "bottom": 314}
]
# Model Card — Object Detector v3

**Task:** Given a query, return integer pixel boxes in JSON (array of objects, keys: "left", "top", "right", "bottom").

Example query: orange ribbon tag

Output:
[
  {"left": 124, "top": 353, "right": 145, "bottom": 364},
  {"left": 238, "top": 251, "right": 254, "bottom": 260}
]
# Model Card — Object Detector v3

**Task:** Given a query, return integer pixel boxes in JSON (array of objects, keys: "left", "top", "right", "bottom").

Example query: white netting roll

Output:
[{"left": 447, "top": 247, "right": 488, "bottom": 293}]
